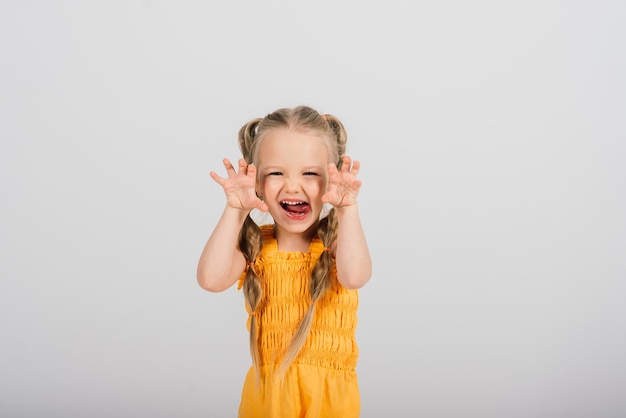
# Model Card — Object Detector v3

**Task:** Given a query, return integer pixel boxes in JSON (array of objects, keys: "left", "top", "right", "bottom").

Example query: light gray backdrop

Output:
[{"left": 1, "top": 1, "right": 624, "bottom": 417}]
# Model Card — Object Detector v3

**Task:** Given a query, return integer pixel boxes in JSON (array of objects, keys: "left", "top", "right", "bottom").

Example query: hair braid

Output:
[
  {"left": 238, "top": 118, "right": 263, "bottom": 163},
  {"left": 238, "top": 215, "right": 264, "bottom": 378},
  {"left": 322, "top": 114, "right": 348, "bottom": 167},
  {"left": 276, "top": 209, "right": 338, "bottom": 377},
  {"left": 236, "top": 118, "right": 265, "bottom": 379}
]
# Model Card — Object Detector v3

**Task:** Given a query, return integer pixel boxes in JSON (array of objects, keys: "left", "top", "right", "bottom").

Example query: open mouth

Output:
[{"left": 280, "top": 200, "right": 311, "bottom": 219}]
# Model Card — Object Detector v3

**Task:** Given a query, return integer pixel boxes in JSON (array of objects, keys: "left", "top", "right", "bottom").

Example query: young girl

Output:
[{"left": 197, "top": 105, "right": 371, "bottom": 417}]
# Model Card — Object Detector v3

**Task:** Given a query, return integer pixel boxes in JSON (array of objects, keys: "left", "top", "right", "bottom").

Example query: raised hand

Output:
[
  {"left": 210, "top": 158, "right": 268, "bottom": 212},
  {"left": 322, "top": 156, "right": 362, "bottom": 208}
]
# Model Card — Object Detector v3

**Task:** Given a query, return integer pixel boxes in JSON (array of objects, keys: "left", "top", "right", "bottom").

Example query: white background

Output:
[{"left": 1, "top": 1, "right": 625, "bottom": 417}]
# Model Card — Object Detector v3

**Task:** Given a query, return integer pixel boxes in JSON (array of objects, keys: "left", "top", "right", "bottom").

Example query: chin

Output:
[{"left": 273, "top": 213, "right": 320, "bottom": 234}]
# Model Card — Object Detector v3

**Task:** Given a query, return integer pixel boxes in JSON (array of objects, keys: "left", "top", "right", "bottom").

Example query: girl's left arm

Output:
[
  {"left": 334, "top": 203, "right": 372, "bottom": 289},
  {"left": 323, "top": 156, "right": 372, "bottom": 289}
]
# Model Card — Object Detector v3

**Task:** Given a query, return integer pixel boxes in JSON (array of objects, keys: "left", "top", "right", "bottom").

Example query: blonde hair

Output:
[{"left": 237, "top": 105, "right": 347, "bottom": 378}]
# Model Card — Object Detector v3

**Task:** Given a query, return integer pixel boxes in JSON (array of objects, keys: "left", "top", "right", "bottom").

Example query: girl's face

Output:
[{"left": 256, "top": 127, "right": 331, "bottom": 239}]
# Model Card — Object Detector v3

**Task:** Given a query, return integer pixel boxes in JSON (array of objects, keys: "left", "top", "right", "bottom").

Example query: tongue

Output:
[{"left": 286, "top": 203, "right": 310, "bottom": 214}]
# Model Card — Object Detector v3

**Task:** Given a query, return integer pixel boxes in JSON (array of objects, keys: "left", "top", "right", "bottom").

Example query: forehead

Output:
[{"left": 257, "top": 128, "right": 331, "bottom": 165}]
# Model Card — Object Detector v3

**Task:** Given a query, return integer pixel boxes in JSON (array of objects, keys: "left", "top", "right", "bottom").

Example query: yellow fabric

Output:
[{"left": 237, "top": 224, "right": 360, "bottom": 417}]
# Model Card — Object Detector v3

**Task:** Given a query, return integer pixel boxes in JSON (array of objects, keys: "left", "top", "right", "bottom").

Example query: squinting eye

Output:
[
  {"left": 268, "top": 172, "right": 282, "bottom": 176},
  {"left": 304, "top": 172, "right": 319, "bottom": 176}
]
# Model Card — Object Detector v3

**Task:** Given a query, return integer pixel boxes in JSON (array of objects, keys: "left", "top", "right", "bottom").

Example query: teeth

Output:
[{"left": 281, "top": 201, "right": 305, "bottom": 205}]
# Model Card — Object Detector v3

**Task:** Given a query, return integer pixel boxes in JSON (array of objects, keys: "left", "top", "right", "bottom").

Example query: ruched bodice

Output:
[
  {"left": 237, "top": 224, "right": 361, "bottom": 417},
  {"left": 239, "top": 224, "right": 359, "bottom": 371}
]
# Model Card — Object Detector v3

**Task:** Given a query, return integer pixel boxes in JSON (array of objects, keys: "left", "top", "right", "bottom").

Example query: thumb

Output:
[{"left": 255, "top": 200, "right": 269, "bottom": 212}]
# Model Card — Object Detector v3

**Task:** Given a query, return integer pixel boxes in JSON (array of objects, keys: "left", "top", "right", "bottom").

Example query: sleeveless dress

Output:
[{"left": 237, "top": 224, "right": 360, "bottom": 417}]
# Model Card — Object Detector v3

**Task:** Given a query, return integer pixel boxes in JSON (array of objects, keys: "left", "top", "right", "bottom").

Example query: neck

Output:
[{"left": 274, "top": 223, "right": 317, "bottom": 252}]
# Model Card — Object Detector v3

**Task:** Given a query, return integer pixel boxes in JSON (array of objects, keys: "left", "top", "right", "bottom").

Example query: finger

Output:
[
  {"left": 254, "top": 200, "right": 269, "bottom": 212},
  {"left": 209, "top": 171, "right": 226, "bottom": 186},
  {"left": 223, "top": 158, "right": 236, "bottom": 175},
  {"left": 321, "top": 182, "right": 337, "bottom": 204},
  {"left": 237, "top": 158, "right": 248, "bottom": 175},
  {"left": 327, "top": 163, "right": 338, "bottom": 176},
  {"left": 340, "top": 156, "right": 352, "bottom": 173},
  {"left": 247, "top": 163, "right": 257, "bottom": 179},
  {"left": 350, "top": 160, "right": 361, "bottom": 177}
]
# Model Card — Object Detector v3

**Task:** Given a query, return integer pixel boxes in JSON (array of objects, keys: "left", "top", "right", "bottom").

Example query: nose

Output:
[{"left": 284, "top": 176, "right": 301, "bottom": 193}]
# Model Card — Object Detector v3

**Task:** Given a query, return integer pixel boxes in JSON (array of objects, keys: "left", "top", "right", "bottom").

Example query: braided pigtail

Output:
[
  {"left": 236, "top": 117, "right": 265, "bottom": 378},
  {"left": 322, "top": 113, "right": 348, "bottom": 168},
  {"left": 276, "top": 209, "right": 338, "bottom": 377},
  {"left": 238, "top": 215, "right": 264, "bottom": 377},
  {"left": 238, "top": 118, "right": 264, "bottom": 163}
]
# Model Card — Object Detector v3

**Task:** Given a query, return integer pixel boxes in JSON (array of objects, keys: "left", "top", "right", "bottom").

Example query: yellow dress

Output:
[{"left": 237, "top": 224, "right": 360, "bottom": 418}]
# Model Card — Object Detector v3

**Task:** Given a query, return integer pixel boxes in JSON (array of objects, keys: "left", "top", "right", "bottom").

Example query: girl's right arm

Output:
[
  {"left": 197, "top": 205, "right": 249, "bottom": 292},
  {"left": 196, "top": 158, "right": 268, "bottom": 292}
]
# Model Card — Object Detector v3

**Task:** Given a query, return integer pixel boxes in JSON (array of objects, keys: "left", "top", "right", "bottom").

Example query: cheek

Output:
[
  {"left": 261, "top": 178, "right": 280, "bottom": 195},
  {"left": 311, "top": 178, "right": 326, "bottom": 195}
]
